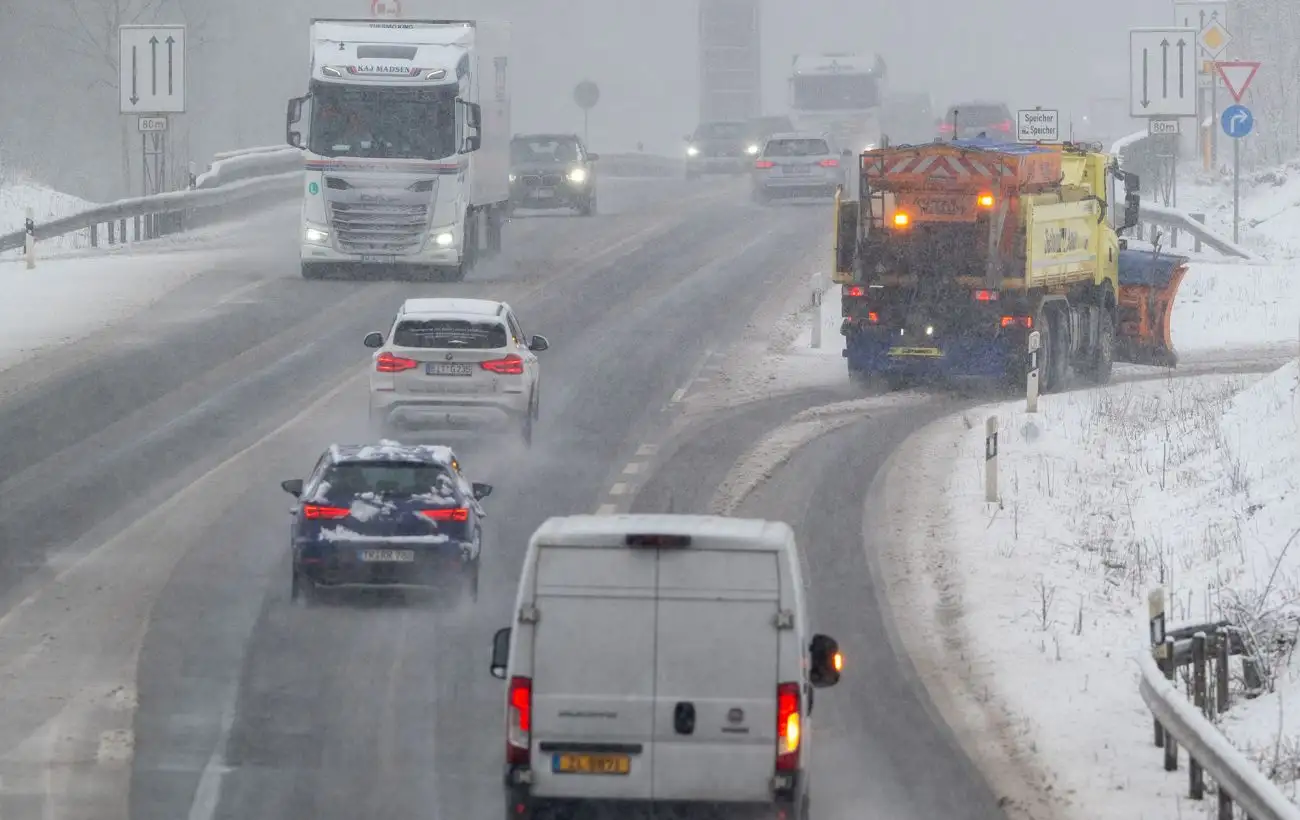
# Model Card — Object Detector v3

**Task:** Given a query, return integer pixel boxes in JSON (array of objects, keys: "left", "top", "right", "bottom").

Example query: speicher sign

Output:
[{"left": 1017, "top": 109, "right": 1060, "bottom": 143}]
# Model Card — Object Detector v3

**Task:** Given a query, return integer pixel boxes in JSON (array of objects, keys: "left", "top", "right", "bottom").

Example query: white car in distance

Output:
[{"left": 364, "top": 298, "right": 548, "bottom": 445}]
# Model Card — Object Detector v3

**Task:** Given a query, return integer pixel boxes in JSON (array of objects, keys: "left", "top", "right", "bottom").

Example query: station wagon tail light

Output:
[
  {"left": 481, "top": 354, "right": 524, "bottom": 375},
  {"left": 420, "top": 507, "right": 469, "bottom": 522},
  {"left": 818, "top": 158, "right": 839, "bottom": 167},
  {"left": 755, "top": 160, "right": 774, "bottom": 169},
  {"left": 303, "top": 504, "right": 350, "bottom": 520},
  {"left": 776, "top": 682, "right": 801, "bottom": 771},
  {"left": 507, "top": 676, "right": 532, "bottom": 765},
  {"left": 376, "top": 352, "right": 418, "bottom": 373}
]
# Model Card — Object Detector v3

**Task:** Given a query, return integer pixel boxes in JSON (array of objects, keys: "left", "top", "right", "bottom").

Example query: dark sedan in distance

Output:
[
  {"left": 508, "top": 133, "right": 599, "bottom": 216},
  {"left": 281, "top": 441, "right": 492, "bottom": 606}
]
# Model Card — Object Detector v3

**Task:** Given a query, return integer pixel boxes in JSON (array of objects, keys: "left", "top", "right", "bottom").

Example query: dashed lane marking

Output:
[
  {"left": 636, "top": 444, "right": 658, "bottom": 457},
  {"left": 609, "top": 483, "right": 629, "bottom": 496},
  {"left": 622, "top": 462, "right": 642, "bottom": 475},
  {"left": 596, "top": 504, "right": 618, "bottom": 515}
]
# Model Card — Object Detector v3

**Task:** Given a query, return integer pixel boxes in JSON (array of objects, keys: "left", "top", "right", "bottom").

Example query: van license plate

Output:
[
  {"left": 426, "top": 362, "right": 473, "bottom": 376},
  {"left": 552, "top": 753, "right": 630, "bottom": 775},
  {"left": 359, "top": 549, "right": 415, "bottom": 562}
]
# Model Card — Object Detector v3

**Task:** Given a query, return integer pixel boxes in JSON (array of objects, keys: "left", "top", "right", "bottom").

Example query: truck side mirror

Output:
[
  {"left": 809, "top": 633, "right": 842, "bottom": 688},
  {"left": 286, "top": 95, "right": 309, "bottom": 148},
  {"left": 1125, "top": 173, "right": 1141, "bottom": 194},
  {"left": 466, "top": 101, "right": 482, "bottom": 130},
  {"left": 490, "top": 627, "right": 511, "bottom": 679},
  {"left": 462, "top": 134, "right": 482, "bottom": 153},
  {"left": 1124, "top": 192, "right": 1141, "bottom": 230}
]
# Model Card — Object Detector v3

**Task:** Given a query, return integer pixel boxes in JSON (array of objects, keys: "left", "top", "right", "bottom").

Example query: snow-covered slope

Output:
[{"left": 0, "top": 173, "right": 96, "bottom": 253}]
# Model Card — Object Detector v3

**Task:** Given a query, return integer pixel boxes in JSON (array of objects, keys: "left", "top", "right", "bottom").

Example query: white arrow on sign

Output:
[{"left": 1215, "top": 61, "right": 1261, "bottom": 102}]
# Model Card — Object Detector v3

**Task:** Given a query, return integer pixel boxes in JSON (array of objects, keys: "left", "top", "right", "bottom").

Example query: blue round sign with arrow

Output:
[{"left": 1222, "top": 104, "right": 1254, "bottom": 139}]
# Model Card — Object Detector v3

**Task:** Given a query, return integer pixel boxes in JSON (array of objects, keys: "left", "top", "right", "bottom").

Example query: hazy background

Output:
[{"left": 1, "top": 0, "right": 1287, "bottom": 202}]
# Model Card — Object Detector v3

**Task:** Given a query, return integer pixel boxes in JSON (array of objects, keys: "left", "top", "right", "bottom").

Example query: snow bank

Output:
[
  {"left": 906, "top": 362, "right": 1300, "bottom": 817},
  {"left": 1173, "top": 263, "right": 1300, "bottom": 353},
  {"left": 0, "top": 175, "right": 96, "bottom": 253},
  {"left": 0, "top": 252, "right": 216, "bottom": 373},
  {"left": 1174, "top": 160, "right": 1300, "bottom": 259}
]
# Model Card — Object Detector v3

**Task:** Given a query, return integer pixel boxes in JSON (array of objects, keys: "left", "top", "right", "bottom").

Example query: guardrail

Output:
[
  {"left": 1135, "top": 203, "right": 1262, "bottom": 261},
  {"left": 0, "top": 147, "right": 684, "bottom": 259},
  {"left": 1140, "top": 593, "right": 1300, "bottom": 820}
]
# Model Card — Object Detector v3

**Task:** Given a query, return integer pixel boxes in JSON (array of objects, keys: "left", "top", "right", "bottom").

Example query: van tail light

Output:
[
  {"left": 419, "top": 507, "right": 469, "bottom": 522},
  {"left": 507, "top": 676, "right": 532, "bottom": 765},
  {"left": 776, "top": 682, "right": 801, "bottom": 772},
  {"left": 302, "top": 504, "right": 350, "bottom": 520},
  {"left": 376, "top": 352, "right": 419, "bottom": 373},
  {"left": 755, "top": 160, "right": 774, "bottom": 169},
  {"left": 1001, "top": 315, "right": 1033, "bottom": 329},
  {"left": 482, "top": 354, "right": 524, "bottom": 375},
  {"left": 818, "top": 158, "right": 839, "bottom": 167}
]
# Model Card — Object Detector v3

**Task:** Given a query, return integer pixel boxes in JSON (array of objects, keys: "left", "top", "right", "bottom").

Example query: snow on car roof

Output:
[
  {"left": 328, "top": 441, "right": 460, "bottom": 467},
  {"left": 532, "top": 514, "right": 793, "bottom": 552},
  {"left": 399, "top": 298, "right": 502, "bottom": 317},
  {"left": 766, "top": 132, "right": 830, "bottom": 143}
]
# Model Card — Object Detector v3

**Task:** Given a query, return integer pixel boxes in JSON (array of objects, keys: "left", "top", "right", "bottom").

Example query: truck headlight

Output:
[
  {"left": 686, "top": 145, "right": 699, "bottom": 156},
  {"left": 434, "top": 231, "right": 454, "bottom": 247},
  {"left": 304, "top": 225, "right": 329, "bottom": 244},
  {"left": 567, "top": 167, "right": 588, "bottom": 184}
]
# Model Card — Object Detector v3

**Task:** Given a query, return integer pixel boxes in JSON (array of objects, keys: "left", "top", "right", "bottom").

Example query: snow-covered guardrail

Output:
[
  {"left": 1139, "top": 598, "right": 1300, "bottom": 820},
  {"left": 0, "top": 145, "right": 685, "bottom": 256},
  {"left": 1136, "top": 202, "right": 1263, "bottom": 261}
]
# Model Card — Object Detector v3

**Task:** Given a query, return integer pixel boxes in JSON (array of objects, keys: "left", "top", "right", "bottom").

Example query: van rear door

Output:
[
  {"left": 529, "top": 546, "right": 656, "bottom": 800},
  {"left": 651, "top": 548, "right": 781, "bottom": 801}
]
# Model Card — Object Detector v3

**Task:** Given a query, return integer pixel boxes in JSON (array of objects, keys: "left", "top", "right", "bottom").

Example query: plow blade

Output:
[{"left": 1115, "top": 248, "right": 1189, "bottom": 368}]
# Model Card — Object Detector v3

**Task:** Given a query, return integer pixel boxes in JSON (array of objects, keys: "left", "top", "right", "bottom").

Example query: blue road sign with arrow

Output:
[{"left": 1221, "top": 104, "right": 1254, "bottom": 139}]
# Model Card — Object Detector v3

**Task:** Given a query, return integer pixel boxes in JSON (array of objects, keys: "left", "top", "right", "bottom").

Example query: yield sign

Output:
[{"left": 1214, "top": 61, "right": 1261, "bottom": 102}]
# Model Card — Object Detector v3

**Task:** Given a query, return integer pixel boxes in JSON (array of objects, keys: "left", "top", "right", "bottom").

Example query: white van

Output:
[{"left": 488, "top": 514, "right": 843, "bottom": 820}]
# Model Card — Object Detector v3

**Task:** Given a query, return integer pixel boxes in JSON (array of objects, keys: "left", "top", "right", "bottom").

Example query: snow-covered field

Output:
[{"left": 1171, "top": 159, "right": 1300, "bottom": 259}]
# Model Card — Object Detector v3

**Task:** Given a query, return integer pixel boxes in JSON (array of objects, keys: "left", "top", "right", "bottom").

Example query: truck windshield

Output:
[
  {"left": 793, "top": 75, "right": 880, "bottom": 110},
  {"left": 309, "top": 84, "right": 458, "bottom": 160}
]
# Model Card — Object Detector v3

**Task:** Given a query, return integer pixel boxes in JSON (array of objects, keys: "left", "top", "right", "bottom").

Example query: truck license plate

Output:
[{"left": 361, "top": 255, "right": 395, "bottom": 264}]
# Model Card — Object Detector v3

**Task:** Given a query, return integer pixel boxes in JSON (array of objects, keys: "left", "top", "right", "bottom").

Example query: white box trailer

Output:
[{"left": 287, "top": 18, "right": 512, "bottom": 281}]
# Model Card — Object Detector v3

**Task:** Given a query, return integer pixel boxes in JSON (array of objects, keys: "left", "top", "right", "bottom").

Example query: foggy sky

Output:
[{"left": 2, "top": 0, "right": 1173, "bottom": 200}]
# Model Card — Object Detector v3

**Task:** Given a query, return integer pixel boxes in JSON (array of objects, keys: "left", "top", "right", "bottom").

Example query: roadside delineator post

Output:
[
  {"left": 811, "top": 273, "right": 825, "bottom": 350},
  {"left": 24, "top": 207, "right": 35, "bottom": 270},
  {"left": 1149, "top": 588, "right": 1167, "bottom": 747},
  {"left": 984, "top": 416, "right": 998, "bottom": 502},
  {"left": 1026, "top": 330, "right": 1041, "bottom": 413}
]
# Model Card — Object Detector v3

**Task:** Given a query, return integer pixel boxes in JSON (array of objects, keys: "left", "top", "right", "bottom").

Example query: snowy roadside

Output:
[
  {"left": 1170, "top": 159, "right": 1300, "bottom": 259},
  {"left": 880, "top": 364, "right": 1300, "bottom": 818}
]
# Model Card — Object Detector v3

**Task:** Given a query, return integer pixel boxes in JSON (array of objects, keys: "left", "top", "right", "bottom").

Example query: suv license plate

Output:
[
  {"left": 359, "top": 549, "right": 415, "bottom": 562},
  {"left": 426, "top": 362, "right": 473, "bottom": 376}
]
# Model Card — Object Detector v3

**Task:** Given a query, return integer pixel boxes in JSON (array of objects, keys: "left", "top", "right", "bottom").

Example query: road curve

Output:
[{"left": 0, "top": 176, "right": 845, "bottom": 820}]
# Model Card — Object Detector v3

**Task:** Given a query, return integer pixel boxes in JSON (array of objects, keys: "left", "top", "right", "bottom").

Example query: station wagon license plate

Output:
[
  {"left": 426, "top": 362, "right": 473, "bottom": 376},
  {"left": 360, "top": 255, "right": 396, "bottom": 264},
  {"left": 359, "top": 549, "right": 415, "bottom": 563},
  {"left": 552, "top": 753, "right": 630, "bottom": 775},
  {"left": 782, "top": 165, "right": 811, "bottom": 174}
]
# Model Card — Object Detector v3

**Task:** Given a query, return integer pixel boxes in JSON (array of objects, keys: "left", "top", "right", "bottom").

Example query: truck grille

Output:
[
  {"left": 327, "top": 201, "right": 430, "bottom": 254},
  {"left": 520, "top": 173, "right": 564, "bottom": 187}
]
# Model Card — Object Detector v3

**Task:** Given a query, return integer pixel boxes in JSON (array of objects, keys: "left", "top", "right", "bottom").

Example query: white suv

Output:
[{"left": 364, "top": 298, "right": 548, "bottom": 445}]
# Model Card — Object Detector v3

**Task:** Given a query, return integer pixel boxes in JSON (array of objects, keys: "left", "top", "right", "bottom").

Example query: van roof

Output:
[{"left": 531, "top": 514, "right": 794, "bottom": 552}]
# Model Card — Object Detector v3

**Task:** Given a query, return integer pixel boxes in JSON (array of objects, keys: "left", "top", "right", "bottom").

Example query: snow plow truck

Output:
[{"left": 832, "top": 138, "right": 1190, "bottom": 392}]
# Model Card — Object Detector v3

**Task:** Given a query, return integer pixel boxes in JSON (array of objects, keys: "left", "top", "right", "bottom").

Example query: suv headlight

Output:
[{"left": 567, "top": 167, "right": 588, "bottom": 184}]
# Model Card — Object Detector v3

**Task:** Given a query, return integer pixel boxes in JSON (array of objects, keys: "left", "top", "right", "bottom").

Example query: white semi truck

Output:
[
  {"left": 286, "top": 18, "right": 511, "bottom": 281},
  {"left": 788, "top": 53, "right": 887, "bottom": 155}
]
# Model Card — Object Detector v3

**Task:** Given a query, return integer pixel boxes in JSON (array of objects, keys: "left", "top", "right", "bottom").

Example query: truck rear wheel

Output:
[
  {"left": 1036, "top": 309, "right": 1057, "bottom": 393},
  {"left": 1080, "top": 310, "right": 1115, "bottom": 385}
]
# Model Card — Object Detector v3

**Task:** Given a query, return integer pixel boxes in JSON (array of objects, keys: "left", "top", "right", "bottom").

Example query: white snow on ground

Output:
[
  {"left": 1170, "top": 159, "right": 1300, "bottom": 259},
  {"left": 0, "top": 251, "right": 227, "bottom": 373},
  {"left": 904, "top": 361, "right": 1300, "bottom": 818},
  {"left": 0, "top": 175, "right": 97, "bottom": 253}
]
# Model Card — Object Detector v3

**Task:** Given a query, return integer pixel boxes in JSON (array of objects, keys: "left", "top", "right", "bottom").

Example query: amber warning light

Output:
[{"left": 892, "top": 212, "right": 910, "bottom": 228}]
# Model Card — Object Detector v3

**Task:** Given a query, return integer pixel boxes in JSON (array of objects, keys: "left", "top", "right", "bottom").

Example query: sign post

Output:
[
  {"left": 984, "top": 416, "right": 999, "bottom": 503},
  {"left": 573, "top": 80, "right": 600, "bottom": 146},
  {"left": 119, "top": 25, "right": 185, "bottom": 197},
  {"left": 1216, "top": 60, "right": 1260, "bottom": 244},
  {"left": 1174, "top": 3, "right": 1230, "bottom": 168},
  {"left": 1026, "top": 330, "right": 1041, "bottom": 413}
]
